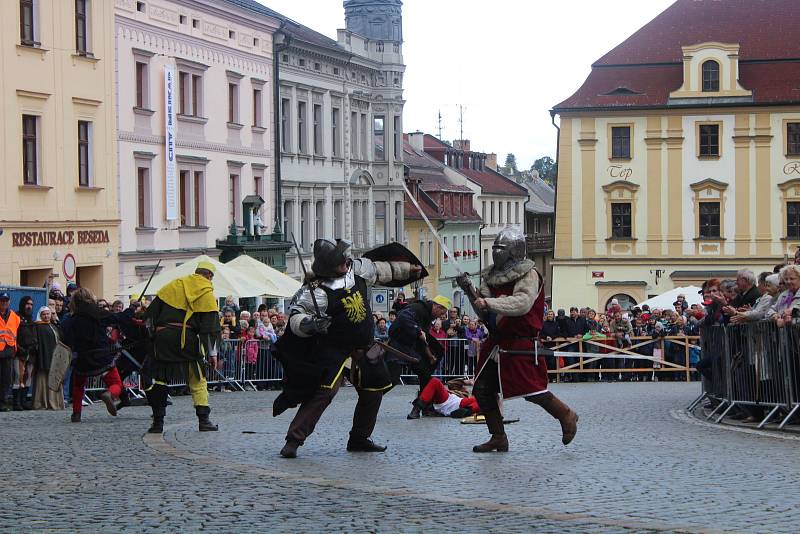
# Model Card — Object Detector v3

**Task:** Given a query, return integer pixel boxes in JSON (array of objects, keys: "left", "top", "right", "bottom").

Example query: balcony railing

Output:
[{"left": 526, "top": 234, "right": 554, "bottom": 252}]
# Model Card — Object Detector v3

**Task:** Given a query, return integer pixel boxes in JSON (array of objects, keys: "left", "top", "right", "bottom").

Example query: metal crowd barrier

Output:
[
  {"left": 687, "top": 321, "right": 800, "bottom": 429},
  {"left": 82, "top": 339, "right": 284, "bottom": 399},
  {"left": 397, "top": 337, "right": 478, "bottom": 382}
]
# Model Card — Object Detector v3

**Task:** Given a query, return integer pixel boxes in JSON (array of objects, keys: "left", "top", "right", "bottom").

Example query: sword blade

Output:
[{"left": 400, "top": 179, "right": 462, "bottom": 275}]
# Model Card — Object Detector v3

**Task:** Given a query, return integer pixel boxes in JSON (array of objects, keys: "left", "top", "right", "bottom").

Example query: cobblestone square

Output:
[{"left": 2, "top": 383, "right": 799, "bottom": 533}]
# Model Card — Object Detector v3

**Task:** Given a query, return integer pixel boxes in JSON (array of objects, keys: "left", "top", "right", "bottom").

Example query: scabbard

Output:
[{"left": 374, "top": 341, "right": 420, "bottom": 364}]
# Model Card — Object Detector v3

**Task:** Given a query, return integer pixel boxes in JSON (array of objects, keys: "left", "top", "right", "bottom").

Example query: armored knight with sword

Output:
[
  {"left": 273, "top": 238, "right": 424, "bottom": 459},
  {"left": 458, "top": 227, "right": 579, "bottom": 452}
]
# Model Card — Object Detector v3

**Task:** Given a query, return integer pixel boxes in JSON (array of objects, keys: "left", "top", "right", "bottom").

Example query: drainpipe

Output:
[
  {"left": 549, "top": 110, "right": 561, "bottom": 294},
  {"left": 272, "top": 23, "right": 290, "bottom": 239}
]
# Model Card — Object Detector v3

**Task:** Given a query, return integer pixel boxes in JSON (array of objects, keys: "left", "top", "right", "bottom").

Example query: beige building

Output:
[
  {"left": 0, "top": 0, "right": 119, "bottom": 295},
  {"left": 551, "top": 0, "right": 800, "bottom": 310}
]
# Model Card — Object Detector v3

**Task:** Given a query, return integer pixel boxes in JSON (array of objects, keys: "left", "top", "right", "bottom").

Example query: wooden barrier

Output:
[{"left": 542, "top": 335, "right": 700, "bottom": 382}]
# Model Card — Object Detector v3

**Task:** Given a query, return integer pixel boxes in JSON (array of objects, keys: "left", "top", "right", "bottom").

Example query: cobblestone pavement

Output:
[{"left": 2, "top": 382, "right": 799, "bottom": 533}]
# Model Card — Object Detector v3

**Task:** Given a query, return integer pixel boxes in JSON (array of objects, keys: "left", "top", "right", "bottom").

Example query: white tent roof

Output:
[
  {"left": 638, "top": 286, "right": 703, "bottom": 311},
  {"left": 126, "top": 255, "right": 267, "bottom": 299},
  {"left": 226, "top": 255, "right": 300, "bottom": 298}
]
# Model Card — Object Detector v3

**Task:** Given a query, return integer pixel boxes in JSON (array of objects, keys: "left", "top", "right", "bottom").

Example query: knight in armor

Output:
[
  {"left": 143, "top": 262, "right": 221, "bottom": 433},
  {"left": 273, "top": 239, "right": 422, "bottom": 458},
  {"left": 459, "top": 227, "right": 578, "bottom": 452}
]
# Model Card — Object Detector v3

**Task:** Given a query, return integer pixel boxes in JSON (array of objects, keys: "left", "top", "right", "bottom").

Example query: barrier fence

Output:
[
  {"left": 543, "top": 335, "right": 700, "bottom": 382},
  {"left": 81, "top": 333, "right": 706, "bottom": 400},
  {"left": 688, "top": 321, "right": 800, "bottom": 429}
]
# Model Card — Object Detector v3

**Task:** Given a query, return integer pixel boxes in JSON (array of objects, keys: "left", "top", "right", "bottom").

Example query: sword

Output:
[
  {"left": 136, "top": 259, "right": 162, "bottom": 302},
  {"left": 401, "top": 180, "right": 487, "bottom": 312},
  {"left": 290, "top": 233, "right": 322, "bottom": 318}
]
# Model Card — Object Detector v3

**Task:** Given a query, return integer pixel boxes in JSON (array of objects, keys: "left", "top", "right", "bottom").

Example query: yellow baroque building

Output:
[
  {"left": 551, "top": 0, "right": 800, "bottom": 310},
  {"left": 0, "top": 0, "right": 118, "bottom": 295}
]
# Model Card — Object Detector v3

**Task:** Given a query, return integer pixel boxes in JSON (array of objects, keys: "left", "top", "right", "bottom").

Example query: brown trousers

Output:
[{"left": 286, "top": 374, "right": 383, "bottom": 445}]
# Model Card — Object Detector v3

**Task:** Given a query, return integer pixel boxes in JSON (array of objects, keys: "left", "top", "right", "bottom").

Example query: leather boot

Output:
[
  {"left": 196, "top": 405, "right": 218, "bottom": 431},
  {"left": 12, "top": 389, "right": 23, "bottom": 411},
  {"left": 71, "top": 412, "right": 81, "bottom": 423},
  {"left": 280, "top": 441, "right": 300, "bottom": 458},
  {"left": 526, "top": 392, "right": 579, "bottom": 445},
  {"left": 100, "top": 391, "right": 118, "bottom": 416},
  {"left": 346, "top": 434, "right": 387, "bottom": 452},
  {"left": 472, "top": 410, "right": 508, "bottom": 452},
  {"left": 406, "top": 404, "right": 421, "bottom": 419}
]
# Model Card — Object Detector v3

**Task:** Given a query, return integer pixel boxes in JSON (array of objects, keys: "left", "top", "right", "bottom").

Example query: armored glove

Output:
[{"left": 298, "top": 315, "right": 333, "bottom": 336}]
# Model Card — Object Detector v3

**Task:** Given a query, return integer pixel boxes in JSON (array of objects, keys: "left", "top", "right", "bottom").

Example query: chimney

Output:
[
  {"left": 453, "top": 139, "right": 470, "bottom": 152},
  {"left": 408, "top": 131, "right": 425, "bottom": 151},
  {"left": 485, "top": 152, "right": 497, "bottom": 171}
]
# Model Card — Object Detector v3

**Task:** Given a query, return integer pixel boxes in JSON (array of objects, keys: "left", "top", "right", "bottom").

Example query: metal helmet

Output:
[
  {"left": 491, "top": 227, "right": 526, "bottom": 270},
  {"left": 311, "top": 238, "right": 353, "bottom": 278}
]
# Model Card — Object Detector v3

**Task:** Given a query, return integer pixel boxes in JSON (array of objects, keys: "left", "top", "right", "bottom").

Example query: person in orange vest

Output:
[{"left": 0, "top": 292, "right": 21, "bottom": 412}]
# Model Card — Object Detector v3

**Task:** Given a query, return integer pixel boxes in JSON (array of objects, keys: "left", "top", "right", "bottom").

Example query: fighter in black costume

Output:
[{"left": 273, "top": 239, "right": 422, "bottom": 458}]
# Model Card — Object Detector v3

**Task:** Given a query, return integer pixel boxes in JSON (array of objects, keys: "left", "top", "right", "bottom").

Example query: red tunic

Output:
[{"left": 476, "top": 271, "right": 548, "bottom": 399}]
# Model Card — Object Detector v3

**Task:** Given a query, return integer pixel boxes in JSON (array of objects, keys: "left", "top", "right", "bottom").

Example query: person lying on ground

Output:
[{"left": 411, "top": 377, "right": 480, "bottom": 419}]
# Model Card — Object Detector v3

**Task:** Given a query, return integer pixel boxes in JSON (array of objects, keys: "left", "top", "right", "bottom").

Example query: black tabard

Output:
[{"left": 275, "top": 274, "right": 391, "bottom": 403}]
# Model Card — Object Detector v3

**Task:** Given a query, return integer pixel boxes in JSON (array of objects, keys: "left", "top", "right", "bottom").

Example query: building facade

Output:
[
  {"left": 278, "top": 0, "right": 406, "bottom": 278},
  {"left": 551, "top": 0, "right": 800, "bottom": 309},
  {"left": 115, "top": 0, "right": 282, "bottom": 293},
  {"left": 0, "top": 0, "right": 119, "bottom": 295},
  {"left": 523, "top": 176, "right": 555, "bottom": 296},
  {"left": 415, "top": 135, "right": 529, "bottom": 271}
]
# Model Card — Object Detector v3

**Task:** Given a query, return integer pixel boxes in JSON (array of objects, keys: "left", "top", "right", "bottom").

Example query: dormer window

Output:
[{"left": 702, "top": 60, "right": 720, "bottom": 92}]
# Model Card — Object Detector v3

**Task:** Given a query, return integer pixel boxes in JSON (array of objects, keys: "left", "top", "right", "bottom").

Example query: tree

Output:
[
  {"left": 501, "top": 153, "right": 518, "bottom": 178},
  {"left": 531, "top": 156, "right": 557, "bottom": 184}
]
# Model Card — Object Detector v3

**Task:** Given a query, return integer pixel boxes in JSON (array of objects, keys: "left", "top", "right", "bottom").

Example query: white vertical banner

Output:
[{"left": 164, "top": 64, "right": 178, "bottom": 221}]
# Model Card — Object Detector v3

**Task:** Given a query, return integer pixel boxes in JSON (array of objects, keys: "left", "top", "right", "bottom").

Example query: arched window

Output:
[{"left": 702, "top": 60, "right": 720, "bottom": 92}]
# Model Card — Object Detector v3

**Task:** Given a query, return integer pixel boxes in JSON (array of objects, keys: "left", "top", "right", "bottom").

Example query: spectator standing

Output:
[
  {"left": 0, "top": 293, "right": 21, "bottom": 412},
  {"left": 731, "top": 269, "right": 761, "bottom": 309},
  {"left": 391, "top": 292, "right": 408, "bottom": 312},
  {"left": 14, "top": 296, "right": 36, "bottom": 410},
  {"left": 463, "top": 319, "right": 485, "bottom": 376},
  {"left": 31, "top": 307, "right": 65, "bottom": 410},
  {"left": 374, "top": 318, "right": 390, "bottom": 342}
]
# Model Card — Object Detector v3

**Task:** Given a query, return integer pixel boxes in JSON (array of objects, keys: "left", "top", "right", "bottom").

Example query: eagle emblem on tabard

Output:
[{"left": 341, "top": 291, "right": 367, "bottom": 324}]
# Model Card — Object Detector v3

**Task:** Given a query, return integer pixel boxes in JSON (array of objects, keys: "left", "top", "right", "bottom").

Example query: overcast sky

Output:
[{"left": 259, "top": 0, "right": 675, "bottom": 168}]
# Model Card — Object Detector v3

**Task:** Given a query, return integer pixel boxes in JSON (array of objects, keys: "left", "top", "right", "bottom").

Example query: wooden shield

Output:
[{"left": 48, "top": 342, "right": 73, "bottom": 392}]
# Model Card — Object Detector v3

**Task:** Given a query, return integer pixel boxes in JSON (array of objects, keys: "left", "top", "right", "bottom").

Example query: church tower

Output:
[{"left": 344, "top": 0, "right": 403, "bottom": 44}]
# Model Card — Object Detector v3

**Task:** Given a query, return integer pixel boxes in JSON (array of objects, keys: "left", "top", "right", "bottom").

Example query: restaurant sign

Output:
[{"left": 12, "top": 230, "right": 110, "bottom": 247}]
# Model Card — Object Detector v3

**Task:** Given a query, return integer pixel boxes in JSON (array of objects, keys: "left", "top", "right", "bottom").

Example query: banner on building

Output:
[{"left": 164, "top": 64, "right": 177, "bottom": 221}]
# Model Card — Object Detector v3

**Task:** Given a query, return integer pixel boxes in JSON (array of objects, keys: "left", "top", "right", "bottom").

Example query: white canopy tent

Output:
[
  {"left": 638, "top": 286, "right": 703, "bottom": 311},
  {"left": 226, "top": 254, "right": 300, "bottom": 298},
  {"left": 126, "top": 255, "right": 266, "bottom": 299}
]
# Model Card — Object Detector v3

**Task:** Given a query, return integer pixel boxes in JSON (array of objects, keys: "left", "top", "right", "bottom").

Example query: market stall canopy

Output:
[
  {"left": 638, "top": 286, "right": 703, "bottom": 311},
  {"left": 226, "top": 255, "right": 301, "bottom": 298},
  {"left": 126, "top": 255, "right": 266, "bottom": 299}
]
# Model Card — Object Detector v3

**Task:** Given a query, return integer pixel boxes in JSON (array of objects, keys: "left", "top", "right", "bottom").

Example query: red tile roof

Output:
[
  {"left": 555, "top": 0, "right": 800, "bottom": 111},
  {"left": 420, "top": 135, "right": 528, "bottom": 197},
  {"left": 596, "top": 0, "right": 800, "bottom": 66},
  {"left": 403, "top": 141, "right": 482, "bottom": 222}
]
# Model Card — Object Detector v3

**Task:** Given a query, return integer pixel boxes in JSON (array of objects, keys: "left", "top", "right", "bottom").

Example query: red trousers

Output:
[
  {"left": 419, "top": 377, "right": 481, "bottom": 414},
  {"left": 71, "top": 367, "right": 122, "bottom": 414}
]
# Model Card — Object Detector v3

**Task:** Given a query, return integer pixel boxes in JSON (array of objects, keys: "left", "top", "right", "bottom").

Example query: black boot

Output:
[
  {"left": 196, "top": 406, "right": 218, "bottom": 432},
  {"left": 148, "top": 405, "right": 166, "bottom": 434},
  {"left": 347, "top": 434, "right": 387, "bottom": 452},
  {"left": 21, "top": 391, "right": 33, "bottom": 410},
  {"left": 406, "top": 404, "right": 421, "bottom": 419},
  {"left": 12, "top": 389, "right": 23, "bottom": 411},
  {"left": 280, "top": 440, "right": 300, "bottom": 458}
]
